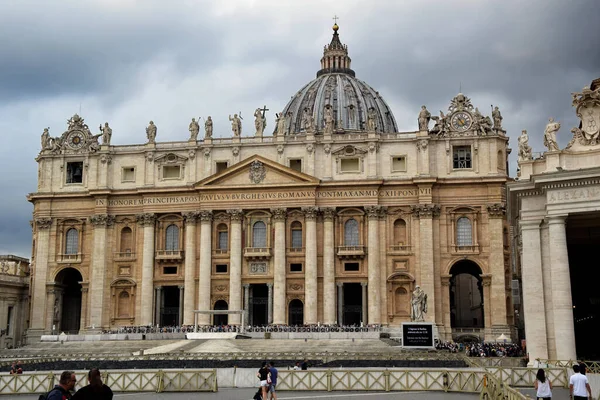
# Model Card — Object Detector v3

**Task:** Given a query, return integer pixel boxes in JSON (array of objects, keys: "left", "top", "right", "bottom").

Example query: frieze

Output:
[
  {"left": 35, "top": 218, "right": 53, "bottom": 230},
  {"left": 486, "top": 203, "right": 506, "bottom": 218},
  {"left": 89, "top": 214, "right": 116, "bottom": 227},
  {"left": 547, "top": 186, "right": 600, "bottom": 204},
  {"left": 411, "top": 204, "right": 440, "bottom": 218},
  {"left": 136, "top": 213, "right": 156, "bottom": 226}
]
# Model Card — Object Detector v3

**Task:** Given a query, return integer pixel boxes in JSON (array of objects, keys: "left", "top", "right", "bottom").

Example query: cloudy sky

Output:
[{"left": 0, "top": 0, "right": 598, "bottom": 258}]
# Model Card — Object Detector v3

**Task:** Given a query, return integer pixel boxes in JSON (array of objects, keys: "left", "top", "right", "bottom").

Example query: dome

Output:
[{"left": 276, "top": 25, "right": 398, "bottom": 135}]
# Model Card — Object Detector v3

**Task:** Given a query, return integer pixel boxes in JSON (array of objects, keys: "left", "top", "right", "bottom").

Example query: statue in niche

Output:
[
  {"left": 302, "top": 107, "right": 314, "bottom": 132},
  {"left": 323, "top": 105, "right": 334, "bottom": 134},
  {"left": 518, "top": 130, "right": 533, "bottom": 161},
  {"left": 418, "top": 105, "right": 431, "bottom": 131},
  {"left": 146, "top": 121, "right": 157, "bottom": 144},
  {"left": 99, "top": 122, "right": 112, "bottom": 145},
  {"left": 367, "top": 107, "right": 377, "bottom": 132},
  {"left": 41, "top": 127, "right": 50, "bottom": 150},
  {"left": 543, "top": 117, "right": 561, "bottom": 151},
  {"left": 492, "top": 106, "right": 503, "bottom": 130},
  {"left": 229, "top": 113, "right": 242, "bottom": 137},
  {"left": 411, "top": 285, "right": 428, "bottom": 322},
  {"left": 204, "top": 116, "right": 213, "bottom": 138},
  {"left": 189, "top": 118, "right": 199, "bottom": 140}
]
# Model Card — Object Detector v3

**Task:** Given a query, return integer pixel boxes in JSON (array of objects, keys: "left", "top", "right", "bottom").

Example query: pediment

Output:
[
  {"left": 195, "top": 155, "right": 320, "bottom": 188},
  {"left": 155, "top": 153, "right": 188, "bottom": 165}
]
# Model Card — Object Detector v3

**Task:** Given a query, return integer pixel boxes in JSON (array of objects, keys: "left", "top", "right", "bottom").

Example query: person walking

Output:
[
  {"left": 534, "top": 369, "right": 552, "bottom": 400},
  {"left": 256, "top": 361, "right": 271, "bottom": 400},
  {"left": 72, "top": 368, "right": 113, "bottom": 399},
  {"left": 47, "top": 371, "right": 77, "bottom": 400},
  {"left": 268, "top": 361, "right": 278, "bottom": 400},
  {"left": 570, "top": 364, "right": 592, "bottom": 400}
]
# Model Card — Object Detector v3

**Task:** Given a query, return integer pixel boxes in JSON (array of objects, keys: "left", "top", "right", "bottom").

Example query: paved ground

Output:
[
  {"left": 13, "top": 389, "right": 478, "bottom": 400},
  {"left": 519, "top": 387, "right": 571, "bottom": 399}
]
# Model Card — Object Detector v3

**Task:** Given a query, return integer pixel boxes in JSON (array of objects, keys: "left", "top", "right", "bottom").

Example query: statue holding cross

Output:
[{"left": 254, "top": 105, "right": 268, "bottom": 137}]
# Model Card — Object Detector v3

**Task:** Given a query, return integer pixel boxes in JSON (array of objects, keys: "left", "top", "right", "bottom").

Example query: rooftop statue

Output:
[
  {"left": 367, "top": 107, "right": 377, "bottom": 132},
  {"left": 229, "top": 113, "right": 242, "bottom": 137},
  {"left": 492, "top": 106, "right": 503, "bottom": 131},
  {"left": 543, "top": 117, "right": 561, "bottom": 152},
  {"left": 99, "top": 122, "right": 112, "bottom": 145},
  {"left": 302, "top": 107, "right": 314, "bottom": 132},
  {"left": 205, "top": 116, "right": 213, "bottom": 138},
  {"left": 254, "top": 106, "right": 268, "bottom": 137},
  {"left": 189, "top": 118, "right": 199, "bottom": 141},
  {"left": 146, "top": 121, "right": 157, "bottom": 144},
  {"left": 276, "top": 112, "right": 287, "bottom": 136},
  {"left": 323, "top": 105, "right": 334, "bottom": 134},
  {"left": 41, "top": 127, "right": 50, "bottom": 150},
  {"left": 418, "top": 105, "right": 431, "bottom": 131},
  {"left": 518, "top": 130, "right": 533, "bottom": 161}
]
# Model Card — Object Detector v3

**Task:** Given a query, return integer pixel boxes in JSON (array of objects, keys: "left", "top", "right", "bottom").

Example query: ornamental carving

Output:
[
  {"left": 183, "top": 211, "right": 199, "bottom": 223},
  {"left": 411, "top": 204, "right": 440, "bottom": 218},
  {"left": 306, "top": 143, "right": 314, "bottom": 154},
  {"left": 188, "top": 149, "right": 196, "bottom": 160},
  {"left": 365, "top": 205, "right": 381, "bottom": 219},
  {"left": 204, "top": 148, "right": 212, "bottom": 157},
  {"left": 136, "top": 213, "right": 156, "bottom": 226},
  {"left": 416, "top": 140, "right": 428, "bottom": 151},
  {"left": 40, "top": 114, "right": 101, "bottom": 155},
  {"left": 566, "top": 85, "right": 600, "bottom": 148},
  {"left": 277, "top": 145, "right": 284, "bottom": 154},
  {"left": 368, "top": 142, "right": 379, "bottom": 153},
  {"left": 249, "top": 160, "right": 266, "bottom": 184},
  {"left": 199, "top": 210, "right": 213, "bottom": 222},
  {"left": 100, "top": 154, "right": 112, "bottom": 164},
  {"left": 487, "top": 203, "right": 506, "bottom": 218},
  {"left": 232, "top": 146, "right": 240, "bottom": 157},
  {"left": 321, "top": 207, "right": 336, "bottom": 221},
  {"left": 302, "top": 206, "right": 319, "bottom": 220},
  {"left": 227, "top": 209, "right": 244, "bottom": 222},
  {"left": 146, "top": 152, "right": 154, "bottom": 162},
  {"left": 35, "top": 218, "right": 53, "bottom": 230},
  {"left": 289, "top": 283, "right": 303, "bottom": 291},
  {"left": 249, "top": 262, "right": 267, "bottom": 274},
  {"left": 324, "top": 144, "right": 331, "bottom": 154},
  {"left": 89, "top": 214, "right": 115, "bottom": 227},
  {"left": 271, "top": 208, "right": 287, "bottom": 221},
  {"left": 215, "top": 285, "right": 227, "bottom": 292}
]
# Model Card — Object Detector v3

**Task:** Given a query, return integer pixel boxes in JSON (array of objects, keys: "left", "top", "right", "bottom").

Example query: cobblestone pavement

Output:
[{"left": 14, "top": 388, "right": 478, "bottom": 400}]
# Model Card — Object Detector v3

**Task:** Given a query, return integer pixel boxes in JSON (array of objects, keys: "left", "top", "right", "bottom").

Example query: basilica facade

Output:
[{"left": 28, "top": 24, "right": 513, "bottom": 342}]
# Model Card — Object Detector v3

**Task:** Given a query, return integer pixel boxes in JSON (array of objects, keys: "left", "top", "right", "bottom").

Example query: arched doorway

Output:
[
  {"left": 288, "top": 299, "right": 304, "bottom": 325},
  {"left": 213, "top": 300, "right": 228, "bottom": 326},
  {"left": 449, "top": 260, "right": 484, "bottom": 330},
  {"left": 55, "top": 267, "right": 83, "bottom": 333}
]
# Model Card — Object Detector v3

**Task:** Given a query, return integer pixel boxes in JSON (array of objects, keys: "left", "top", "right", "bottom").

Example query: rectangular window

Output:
[
  {"left": 216, "top": 264, "right": 228, "bottom": 273},
  {"left": 218, "top": 231, "right": 228, "bottom": 250},
  {"left": 453, "top": 146, "right": 472, "bottom": 169},
  {"left": 216, "top": 162, "right": 228, "bottom": 174},
  {"left": 291, "top": 230, "right": 302, "bottom": 248},
  {"left": 290, "top": 263, "right": 303, "bottom": 272},
  {"left": 163, "top": 266, "right": 177, "bottom": 275},
  {"left": 344, "top": 262, "right": 359, "bottom": 272},
  {"left": 122, "top": 167, "right": 135, "bottom": 182},
  {"left": 66, "top": 162, "right": 83, "bottom": 184},
  {"left": 392, "top": 156, "right": 407, "bottom": 172},
  {"left": 6, "top": 306, "right": 13, "bottom": 336},
  {"left": 289, "top": 159, "right": 302, "bottom": 172},
  {"left": 340, "top": 158, "right": 360, "bottom": 172},
  {"left": 163, "top": 165, "right": 181, "bottom": 179}
]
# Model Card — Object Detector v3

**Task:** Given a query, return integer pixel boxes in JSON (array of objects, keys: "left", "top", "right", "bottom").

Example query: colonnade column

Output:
[
  {"left": 337, "top": 283, "right": 343, "bottom": 325},
  {"left": 243, "top": 284, "right": 250, "bottom": 326},
  {"left": 304, "top": 207, "right": 318, "bottom": 324},
  {"left": 487, "top": 204, "right": 508, "bottom": 329},
  {"left": 547, "top": 216, "right": 576, "bottom": 361},
  {"left": 271, "top": 208, "right": 287, "bottom": 324},
  {"left": 361, "top": 282, "right": 368, "bottom": 325},
  {"left": 413, "top": 204, "right": 438, "bottom": 323},
  {"left": 198, "top": 210, "right": 213, "bottom": 325},
  {"left": 137, "top": 213, "right": 156, "bottom": 326},
  {"left": 520, "top": 219, "right": 549, "bottom": 362},
  {"left": 267, "top": 283, "right": 273, "bottom": 325},
  {"left": 30, "top": 218, "right": 52, "bottom": 335},
  {"left": 366, "top": 206, "right": 381, "bottom": 324},
  {"left": 88, "top": 214, "right": 115, "bottom": 331},
  {"left": 183, "top": 212, "right": 198, "bottom": 326},
  {"left": 322, "top": 208, "right": 336, "bottom": 324},
  {"left": 228, "top": 210, "right": 244, "bottom": 325}
]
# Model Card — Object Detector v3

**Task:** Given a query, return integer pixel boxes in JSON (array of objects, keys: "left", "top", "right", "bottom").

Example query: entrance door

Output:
[
  {"left": 214, "top": 300, "right": 228, "bottom": 326},
  {"left": 56, "top": 268, "right": 83, "bottom": 333},
  {"left": 160, "top": 286, "right": 180, "bottom": 326},
  {"left": 342, "top": 283, "right": 362, "bottom": 326},
  {"left": 250, "top": 284, "right": 268, "bottom": 326},
  {"left": 449, "top": 261, "right": 484, "bottom": 329},
  {"left": 288, "top": 299, "right": 304, "bottom": 325}
]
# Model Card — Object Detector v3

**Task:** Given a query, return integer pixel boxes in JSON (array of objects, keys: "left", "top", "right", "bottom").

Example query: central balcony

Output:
[
  {"left": 57, "top": 253, "right": 82, "bottom": 263},
  {"left": 114, "top": 252, "right": 137, "bottom": 261},
  {"left": 155, "top": 250, "right": 184, "bottom": 261},
  {"left": 244, "top": 247, "right": 271, "bottom": 260},
  {"left": 336, "top": 245, "right": 365, "bottom": 259}
]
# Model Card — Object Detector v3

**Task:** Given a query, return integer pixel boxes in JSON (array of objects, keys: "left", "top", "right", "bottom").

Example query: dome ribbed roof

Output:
[{"left": 276, "top": 25, "right": 398, "bottom": 135}]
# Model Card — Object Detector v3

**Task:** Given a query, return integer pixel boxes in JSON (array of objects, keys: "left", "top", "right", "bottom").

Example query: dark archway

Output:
[
  {"left": 288, "top": 299, "right": 304, "bottom": 325},
  {"left": 214, "top": 300, "right": 228, "bottom": 326},
  {"left": 449, "top": 260, "right": 484, "bottom": 329},
  {"left": 55, "top": 267, "right": 83, "bottom": 333},
  {"left": 343, "top": 283, "right": 363, "bottom": 325}
]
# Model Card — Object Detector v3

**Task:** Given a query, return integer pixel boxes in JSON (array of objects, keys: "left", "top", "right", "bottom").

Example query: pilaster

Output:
[
  {"left": 88, "top": 214, "right": 115, "bottom": 331},
  {"left": 271, "top": 208, "right": 287, "bottom": 324},
  {"left": 198, "top": 210, "right": 213, "bottom": 325},
  {"left": 365, "top": 205, "right": 380, "bottom": 324},
  {"left": 486, "top": 204, "right": 508, "bottom": 329},
  {"left": 322, "top": 208, "right": 336, "bottom": 324},
  {"left": 183, "top": 211, "right": 198, "bottom": 325},
  {"left": 303, "top": 207, "right": 318, "bottom": 324},
  {"left": 228, "top": 209, "right": 244, "bottom": 325},
  {"left": 29, "top": 218, "right": 52, "bottom": 337},
  {"left": 136, "top": 213, "right": 156, "bottom": 326}
]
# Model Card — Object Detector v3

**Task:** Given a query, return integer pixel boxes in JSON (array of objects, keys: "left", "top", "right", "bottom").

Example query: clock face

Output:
[
  {"left": 451, "top": 112, "right": 472, "bottom": 131},
  {"left": 67, "top": 131, "right": 85, "bottom": 149}
]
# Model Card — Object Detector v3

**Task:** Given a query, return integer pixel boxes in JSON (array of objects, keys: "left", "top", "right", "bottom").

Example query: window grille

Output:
[
  {"left": 218, "top": 231, "right": 228, "bottom": 250},
  {"left": 456, "top": 217, "right": 473, "bottom": 246},
  {"left": 65, "top": 228, "right": 78, "bottom": 254},
  {"left": 165, "top": 224, "right": 179, "bottom": 251},
  {"left": 453, "top": 146, "right": 472, "bottom": 169},
  {"left": 252, "top": 221, "right": 267, "bottom": 247},
  {"left": 291, "top": 222, "right": 302, "bottom": 248},
  {"left": 344, "top": 219, "right": 359, "bottom": 246}
]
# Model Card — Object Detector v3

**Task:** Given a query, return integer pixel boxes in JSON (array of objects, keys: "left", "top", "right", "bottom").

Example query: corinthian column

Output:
[
  {"left": 365, "top": 206, "right": 381, "bottom": 324},
  {"left": 412, "top": 204, "right": 439, "bottom": 323},
  {"left": 304, "top": 207, "right": 318, "bottom": 324},
  {"left": 547, "top": 216, "right": 576, "bottom": 361},
  {"left": 183, "top": 211, "right": 198, "bottom": 325},
  {"left": 228, "top": 209, "right": 244, "bottom": 325},
  {"left": 322, "top": 208, "right": 336, "bottom": 324},
  {"left": 271, "top": 208, "right": 287, "bottom": 324},
  {"left": 88, "top": 214, "right": 115, "bottom": 331},
  {"left": 136, "top": 213, "right": 156, "bottom": 326},
  {"left": 198, "top": 210, "right": 213, "bottom": 325},
  {"left": 30, "top": 218, "right": 52, "bottom": 335},
  {"left": 487, "top": 204, "right": 508, "bottom": 329}
]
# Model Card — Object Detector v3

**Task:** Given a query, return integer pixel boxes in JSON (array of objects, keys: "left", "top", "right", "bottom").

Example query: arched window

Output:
[
  {"left": 344, "top": 219, "right": 359, "bottom": 246},
  {"left": 252, "top": 221, "right": 267, "bottom": 248},
  {"left": 291, "top": 221, "right": 303, "bottom": 249},
  {"left": 165, "top": 224, "right": 179, "bottom": 251},
  {"left": 456, "top": 217, "right": 472, "bottom": 246},
  {"left": 217, "top": 224, "right": 228, "bottom": 250},
  {"left": 118, "top": 291, "right": 130, "bottom": 318},
  {"left": 120, "top": 227, "right": 133, "bottom": 253},
  {"left": 65, "top": 228, "right": 78, "bottom": 254},
  {"left": 393, "top": 219, "right": 407, "bottom": 245}
]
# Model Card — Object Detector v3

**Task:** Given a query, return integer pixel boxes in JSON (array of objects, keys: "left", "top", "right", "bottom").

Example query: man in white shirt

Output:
[{"left": 570, "top": 364, "right": 592, "bottom": 400}]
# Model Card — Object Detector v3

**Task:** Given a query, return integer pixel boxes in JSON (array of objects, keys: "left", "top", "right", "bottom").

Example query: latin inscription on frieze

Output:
[{"left": 548, "top": 186, "right": 600, "bottom": 204}]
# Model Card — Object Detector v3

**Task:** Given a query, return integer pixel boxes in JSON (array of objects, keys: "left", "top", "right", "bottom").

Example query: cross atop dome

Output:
[{"left": 317, "top": 20, "right": 355, "bottom": 78}]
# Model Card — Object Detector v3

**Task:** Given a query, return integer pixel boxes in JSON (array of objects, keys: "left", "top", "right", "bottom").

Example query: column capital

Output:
[
  {"left": 321, "top": 207, "right": 336, "bottom": 221},
  {"left": 546, "top": 215, "right": 568, "bottom": 225},
  {"left": 480, "top": 274, "right": 492, "bottom": 287},
  {"left": 411, "top": 204, "right": 440, "bottom": 218},
  {"left": 183, "top": 211, "right": 199, "bottom": 223},
  {"left": 89, "top": 214, "right": 115, "bottom": 227},
  {"left": 336, "top": 282, "right": 343, "bottom": 288},
  {"left": 302, "top": 206, "right": 319, "bottom": 221},
  {"left": 267, "top": 282, "right": 273, "bottom": 288},
  {"left": 361, "top": 282, "right": 368, "bottom": 287},
  {"left": 487, "top": 203, "right": 506, "bottom": 218},
  {"left": 136, "top": 213, "right": 156, "bottom": 226},
  {"left": 365, "top": 205, "right": 382, "bottom": 220},
  {"left": 227, "top": 209, "right": 244, "bottom": 222},
  {"left": 178, "top": 285, "right": 185, "bottom": 290},
  {"left": 441, "top": 275, "right": 451, "bottom": 286},
  {"left": 271, "top": 208, "right": 287, "bottom": 221},
  {"left": 243, "top": 283, "right": 250, "bottom": 289},
  {"left": 519, "top": 219, "right": 542, "bottom": 230},
  {"left": 199, "top": 210, "right": 213, "bottom": 222},
  {"left": 35, "top": 217, "right": 53, "bottom": 230}
]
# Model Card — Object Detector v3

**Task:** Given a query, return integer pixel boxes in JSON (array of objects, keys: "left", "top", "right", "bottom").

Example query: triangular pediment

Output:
[{"left": 195, "top": 155, "right": 320, "bottom": 188}]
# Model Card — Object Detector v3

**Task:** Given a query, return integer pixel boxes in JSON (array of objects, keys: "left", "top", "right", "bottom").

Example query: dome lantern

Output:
[{"left": 318, "top": 24, "right": 355, "bottom": 78}]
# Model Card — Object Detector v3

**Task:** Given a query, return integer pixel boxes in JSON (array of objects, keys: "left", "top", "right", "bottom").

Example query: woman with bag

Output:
[{"left": 256, "top": 362, "right": 271, "bottom": 400}]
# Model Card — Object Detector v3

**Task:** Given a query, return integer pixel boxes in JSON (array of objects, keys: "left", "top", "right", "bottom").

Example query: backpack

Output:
[{"left": 38, "top": 387, "right": 60, "bottom": 400}]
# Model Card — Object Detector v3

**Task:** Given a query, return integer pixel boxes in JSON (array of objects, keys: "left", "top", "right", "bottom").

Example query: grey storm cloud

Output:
[{"left": 0, "top": 0, "right": 598, "bottom": 257}]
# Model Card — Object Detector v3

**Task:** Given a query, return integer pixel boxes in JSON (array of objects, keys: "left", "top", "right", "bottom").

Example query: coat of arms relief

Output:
[
  {"left": 249, "top": 160, "right": 266, "bottom": 184},
  {"left": 567, "top": 86, "right": 600, "bottom": 149}
]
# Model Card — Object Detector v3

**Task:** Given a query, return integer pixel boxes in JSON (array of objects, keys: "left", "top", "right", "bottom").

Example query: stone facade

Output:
[
  {"left": 27, "top": 25, "right": 513, "bottom": 343},
  {"left": 0, "top": 255, "right": 30, "bottom": 348}
]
